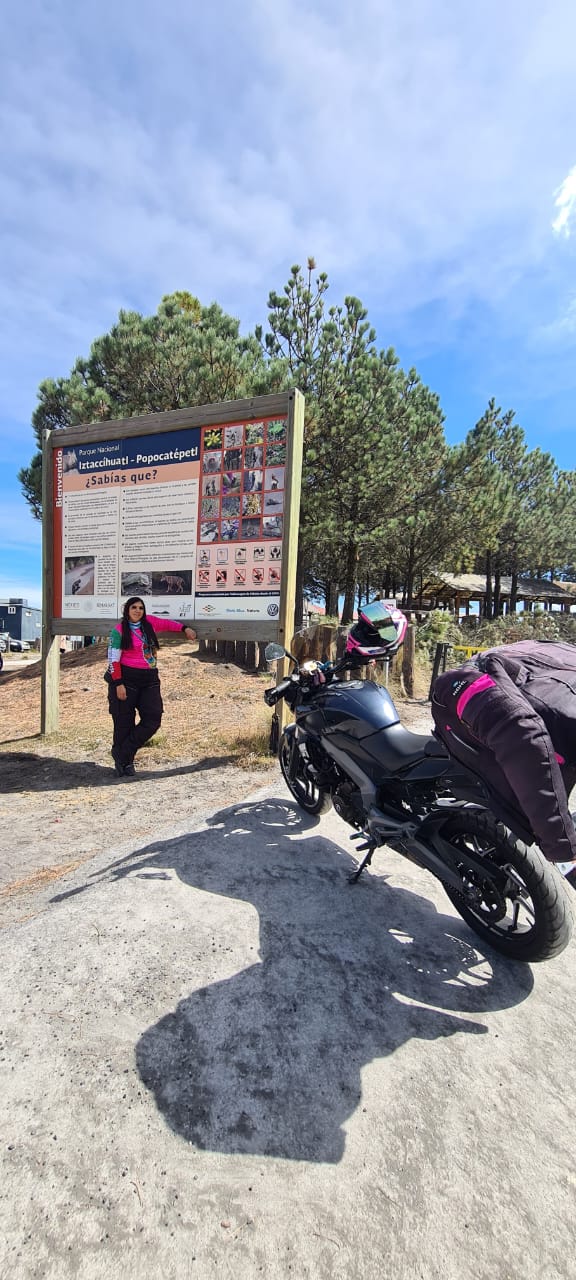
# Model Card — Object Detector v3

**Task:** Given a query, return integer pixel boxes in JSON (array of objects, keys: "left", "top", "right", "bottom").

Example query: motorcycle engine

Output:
[{"left": 332, "top": 779, "right": 363, "bottom": 827}]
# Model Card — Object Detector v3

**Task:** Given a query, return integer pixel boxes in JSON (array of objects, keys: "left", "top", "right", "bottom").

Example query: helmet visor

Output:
[{"left": 359, "top": 603, "right": 398, "bottom": 645}]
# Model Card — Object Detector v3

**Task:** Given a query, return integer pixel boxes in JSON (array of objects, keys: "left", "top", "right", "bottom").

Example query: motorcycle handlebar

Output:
[
  {"left": 264, "top": 678, "right": 293, "bottom": 706},
  {"left": 263, "top": 652, "right": 374, "bottom": 707}
]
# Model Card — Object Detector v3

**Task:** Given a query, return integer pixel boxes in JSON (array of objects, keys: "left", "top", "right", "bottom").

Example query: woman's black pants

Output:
[{"left": 108, "top": 670, "right": 164, "bottom": 765}]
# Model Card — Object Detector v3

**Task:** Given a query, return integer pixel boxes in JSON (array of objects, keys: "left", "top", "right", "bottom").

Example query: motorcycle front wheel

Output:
[
  {"left": 440, "top": 810, "right": 572, "bottom": 962},
  {"left": 279, "top": 735, "right": 332, "bottom": 816}
]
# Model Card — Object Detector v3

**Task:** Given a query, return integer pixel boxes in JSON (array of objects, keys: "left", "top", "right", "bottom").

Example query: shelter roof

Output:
[{"left": 422, "top": 573, "right": 574, "bottom": 603}]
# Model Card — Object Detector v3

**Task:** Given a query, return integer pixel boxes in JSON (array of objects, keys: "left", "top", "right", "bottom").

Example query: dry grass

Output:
[
  {"left": 0, "top": 641, "right": 430, "bottom": 768},
  {"left": 0, "top": 641, "right": 276, "bottom": 768}
]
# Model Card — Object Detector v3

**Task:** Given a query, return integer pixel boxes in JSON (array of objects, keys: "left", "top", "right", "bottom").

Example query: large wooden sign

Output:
[{"left": 41, "top": 391, "right": 304, "bottom": 731}]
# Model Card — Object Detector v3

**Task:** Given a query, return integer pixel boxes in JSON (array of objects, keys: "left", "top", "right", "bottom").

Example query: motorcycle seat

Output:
[{"left": 364, "top": 722, "right": 447, "bottom": 771}]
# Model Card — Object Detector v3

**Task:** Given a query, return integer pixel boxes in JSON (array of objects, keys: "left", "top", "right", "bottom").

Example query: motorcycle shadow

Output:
[{"left": 123, "top": 798, "right": 534, "bottom": 1163}]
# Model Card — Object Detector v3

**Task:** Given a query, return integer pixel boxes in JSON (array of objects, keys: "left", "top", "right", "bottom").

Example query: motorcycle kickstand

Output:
[{"left": 348, "top": 834, "right": 377, "bottom": 883}]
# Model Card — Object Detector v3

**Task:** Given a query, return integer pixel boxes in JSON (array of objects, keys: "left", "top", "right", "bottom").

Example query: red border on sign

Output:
[{"left": 53, "top": 448, "right": 63, "bottom": 618}]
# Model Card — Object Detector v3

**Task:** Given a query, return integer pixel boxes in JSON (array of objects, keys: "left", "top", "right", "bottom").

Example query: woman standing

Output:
[{"left": 107, "top": 596, "right": 196, "bottom": 777}]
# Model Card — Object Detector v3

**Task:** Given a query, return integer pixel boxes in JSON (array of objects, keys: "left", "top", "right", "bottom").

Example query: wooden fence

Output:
[{"left": 199, "top": 622, "right": 417, "bottom": 695}]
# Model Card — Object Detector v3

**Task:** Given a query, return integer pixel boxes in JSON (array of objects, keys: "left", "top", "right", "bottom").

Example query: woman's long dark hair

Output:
[{"left": 120, "top": 597, "right": 160, "bottom": 652}]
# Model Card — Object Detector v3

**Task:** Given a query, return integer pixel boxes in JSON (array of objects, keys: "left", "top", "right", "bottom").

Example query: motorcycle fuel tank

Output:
[{"left": 297, "top": 679, "right": 400, "bottom": 740}]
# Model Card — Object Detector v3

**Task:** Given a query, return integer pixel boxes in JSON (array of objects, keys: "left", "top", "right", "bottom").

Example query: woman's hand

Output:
[
  {"left": 183, "top": 627, "right": 197, "bottom": 641},
  {"left": 116, "top": 682, "right": 127, "bottom": 701}
]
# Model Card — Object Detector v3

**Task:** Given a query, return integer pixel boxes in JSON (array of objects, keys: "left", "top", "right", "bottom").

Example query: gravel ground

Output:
[{"left": 0, "top": 648, "right": 432, "bottom": 927}]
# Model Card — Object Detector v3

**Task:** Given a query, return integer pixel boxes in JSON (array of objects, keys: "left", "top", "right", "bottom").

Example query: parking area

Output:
[{"left": 0, "top": 784, "right": 575, "bottom": 1278}]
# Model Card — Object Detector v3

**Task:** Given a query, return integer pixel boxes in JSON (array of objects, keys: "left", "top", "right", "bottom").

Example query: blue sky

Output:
[{"left": 1, "top": 0, "right": 576, "bottom": 609}]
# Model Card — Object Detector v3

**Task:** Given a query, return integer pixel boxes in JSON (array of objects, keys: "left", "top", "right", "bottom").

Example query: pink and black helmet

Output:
[{"left": 346, "top": 601, "right": 408, "bottom": 660}]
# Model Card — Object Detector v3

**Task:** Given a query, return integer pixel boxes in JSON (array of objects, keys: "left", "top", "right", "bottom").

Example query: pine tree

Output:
[{"left": 20, "top": 293, "right": 269, "bottom": 517}]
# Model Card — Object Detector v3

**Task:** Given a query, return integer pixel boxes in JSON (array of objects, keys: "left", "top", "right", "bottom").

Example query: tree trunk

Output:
[
  {"left": 484, "top": 550, "right": 493, "bottom": 620},
  {"left": 325, "top": 580, "right": 339, "bottom": 618},
  {"left": 404, "top": 539, "right": 416, "bottom": 608},
  {"left": 341, "top": 542, "right": 359, "bottom": 624},
  {"left": 510, "top": 570, "right": 518, "bottom": 614},
  {"left": 493, "top": 567, "right": 501, "bottom": 618}
]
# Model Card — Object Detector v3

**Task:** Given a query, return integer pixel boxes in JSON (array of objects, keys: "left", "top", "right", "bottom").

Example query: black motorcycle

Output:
[{"left": 264, "top": 644, "right": 572, "bottom": 963}]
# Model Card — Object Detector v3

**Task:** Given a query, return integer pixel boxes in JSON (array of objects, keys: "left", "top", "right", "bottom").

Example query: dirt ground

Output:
[{"left": 0, "top": 644, "right": 431, "bottom": 927}]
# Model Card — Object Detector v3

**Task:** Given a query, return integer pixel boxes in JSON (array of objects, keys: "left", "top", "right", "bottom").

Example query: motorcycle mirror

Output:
[{"left": 265, "top": 642, "right": 287, "bottom": 662}]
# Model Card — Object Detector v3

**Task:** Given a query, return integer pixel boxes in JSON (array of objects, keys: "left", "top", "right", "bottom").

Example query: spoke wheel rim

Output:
[
  {"left": 451, "top": 834, "right": 537, "bottom": 938},
  {"left": 281, "top": 744, "right": 322, "bottom": 810}
]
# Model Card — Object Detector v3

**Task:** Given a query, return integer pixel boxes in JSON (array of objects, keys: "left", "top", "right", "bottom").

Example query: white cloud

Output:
[
  {"left": 1, "top": 0, "right": 576, "bottom": 357},
  {"left": 552, "top": 164, "right": 576, "bottom": 237},
  {"left": 539, "top": 298, "right": 576, "bottom": 344}
]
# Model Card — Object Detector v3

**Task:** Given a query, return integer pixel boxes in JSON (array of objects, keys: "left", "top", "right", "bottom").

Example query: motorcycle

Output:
[{"left": 264, "top": 643, "right": 573, "bottom": 963}]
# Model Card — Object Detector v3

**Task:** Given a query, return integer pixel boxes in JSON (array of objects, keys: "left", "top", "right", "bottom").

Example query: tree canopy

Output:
[{"left": 20, "top": 272, "right": 576, "bottom": 617}]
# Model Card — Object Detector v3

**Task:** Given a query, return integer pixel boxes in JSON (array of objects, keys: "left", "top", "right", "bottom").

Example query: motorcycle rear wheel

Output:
[
  {"left": 440, "top": 810, "right": 572, "bottom": 962},
  {"left": 279, "top": 735, "right": 332, "bottom": 816}
]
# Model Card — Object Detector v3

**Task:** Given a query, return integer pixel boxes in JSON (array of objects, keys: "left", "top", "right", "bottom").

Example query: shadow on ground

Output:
[
  {"left": 52, "top": 798, "right": 534, "bottom": 1163},
  {"left": 0, "top": 751, "right": 239, "bottom": 793}
]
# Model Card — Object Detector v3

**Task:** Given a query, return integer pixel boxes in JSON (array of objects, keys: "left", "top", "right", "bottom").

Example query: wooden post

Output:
[
  {"left": 402, "top": 624, "right": 416, "bottom": 698},
  {"left": 276, "top": 389, "right": 304, "bottom": 731},
  {"left": 41, "top": 429, "right": 60, "bottom": 734}
]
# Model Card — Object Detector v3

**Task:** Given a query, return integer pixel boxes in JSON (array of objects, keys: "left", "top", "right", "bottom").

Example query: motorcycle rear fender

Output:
[{"left": 416, "top": 803, "right": 505, "bottom": 882}]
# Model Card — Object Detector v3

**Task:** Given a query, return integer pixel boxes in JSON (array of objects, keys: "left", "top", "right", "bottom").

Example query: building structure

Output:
[
  {"left": 0, "top": 599, "right": 42, "bottom": 647},
  {"left": 418, "top": 574, "right": 575, "bottom": 617}
]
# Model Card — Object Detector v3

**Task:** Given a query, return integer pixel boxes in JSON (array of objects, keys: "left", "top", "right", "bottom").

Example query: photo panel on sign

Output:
[
  {"left": 264, "top": 466, "right": 285, "bottom": 491},
  {"left": 241, "top": 517, "right": 262, "bottom": 540},
  {"left": 266, "top": 420, "right": 286, "bottom": 443},
  {"left": 224, "top": 425, "right": 244, "bottom": 448},
  {"left": 222, "top": 471, "right": 241, "bottom": 495},
  {"left": 245, "top": 445, "right": 264, "bottom": 469},
  {"left": 242, "top": 493, "right": 261, "bottom": 516},
  {"left": 121, "top": 571, "right": 153, "bottom": 595},
  {"left": 263, "top": 492, "right": 284, "bottom": 515},
  {"left": 263, "top": 516, "right": 283, "bottom": 538},
  {"left": 245, "top": 422, "right": 265, "bottom": 444},
  {"left": 203, "top": 428, "right": 222, "bottom": 449},
  {"left": 244, "top": 468, "right": 263, "bottom": 493},
  {"left": 265, "top": 444, "right": 286, "bottom": 466},
  {"left": 152, "top": 571, "right": 191, "bottom": 595}
]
